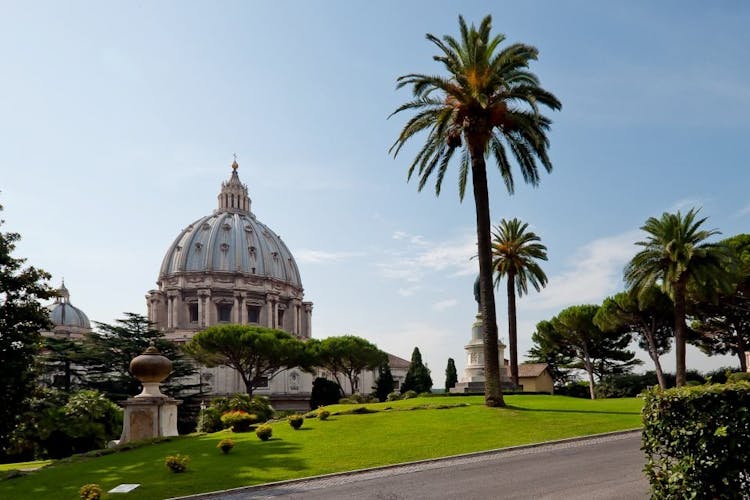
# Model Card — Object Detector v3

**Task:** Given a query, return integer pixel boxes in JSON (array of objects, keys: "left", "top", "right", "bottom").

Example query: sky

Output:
[{"left": 2, "top": 1, "right": 749, "bottom": 385}]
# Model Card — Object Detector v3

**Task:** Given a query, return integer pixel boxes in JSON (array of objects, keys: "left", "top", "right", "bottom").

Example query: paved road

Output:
[{"left": 191, "top": 431, "right": 648, "bottom": 500}]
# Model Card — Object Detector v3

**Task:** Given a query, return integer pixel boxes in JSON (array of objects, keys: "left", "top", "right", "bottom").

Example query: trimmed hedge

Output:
[{"left": 642, "top": 383, "right": 750, "bottom": 498}]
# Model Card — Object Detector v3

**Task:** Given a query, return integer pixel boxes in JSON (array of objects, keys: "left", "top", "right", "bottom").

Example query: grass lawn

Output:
[{"left": 0, "top": 395, "right": 643, "bottom": 499}]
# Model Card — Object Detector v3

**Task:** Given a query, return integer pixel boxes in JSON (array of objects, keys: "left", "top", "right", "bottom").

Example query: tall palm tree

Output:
[
  {"left": 491, "top": 218, "right": 548, "bottom": 388},
  {"left": 624, "top": 208, "right": 735, "bottom": 387},
  {"left": 390, "top": 15, "right": 560, "bottom": 407}
]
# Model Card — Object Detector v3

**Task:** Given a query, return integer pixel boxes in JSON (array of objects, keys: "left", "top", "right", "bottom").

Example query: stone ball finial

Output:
[{"left": 130, "top": 344, "right": 173, "bottom": 384}]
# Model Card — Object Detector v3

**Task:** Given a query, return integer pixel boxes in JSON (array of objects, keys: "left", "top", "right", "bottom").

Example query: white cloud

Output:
[
  {"left": 377, "top": 232, "right": 477, "bottom": 287},
  {"left": 525, "top": 230, "right": 640, "bottom": 311},
  {"left": 295, "top": 249, "right": 365, "bottom": 264},
  {"left": 432, "top": 299, "right": 458, "bottom": 311}
]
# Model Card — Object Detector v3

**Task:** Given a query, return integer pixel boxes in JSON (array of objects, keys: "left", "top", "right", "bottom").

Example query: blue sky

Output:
[{"left": 2, "top": 2, "right": 749, "bottom": 382}]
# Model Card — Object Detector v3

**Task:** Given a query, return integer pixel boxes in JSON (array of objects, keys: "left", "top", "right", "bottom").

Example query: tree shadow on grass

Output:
[{"left": 505, "top": 405, "right": 640, "bottom": 416}]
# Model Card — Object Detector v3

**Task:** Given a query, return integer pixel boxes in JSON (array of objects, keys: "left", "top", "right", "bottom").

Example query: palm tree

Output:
[
  {"left": 624, "top": 208, "right": 735, "bottom": 387},
  {"left": 390, "top": 15, "right": 560, "bottom": 407},
  {"left": 491, "top": 218, "right": 548, "bottom": 387}
]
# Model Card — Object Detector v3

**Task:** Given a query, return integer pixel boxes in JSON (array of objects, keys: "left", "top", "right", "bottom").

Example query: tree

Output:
[
  {"left": 402, "top": 347, "right": 433, "bottom": 394},
  {"left": 0, "top": 201, "right": 55, "bottom": 461},
  {"left": 527, "top": 320, "right": 575, "bottom": 388},
  {"left": 594, "top": 287, "right": 673, "bottom": 389},
  {"left": 624, "top": 209, "right": 735, "bottom": 386},
  {"left": 373, "top": 363, "right": 395, "bottom": 402},
  {"left": 184, "top": 324, "right": 307, "bottom": 396},
  {"left": 492, "top": 217, "right": 548, "bottom": 387},
  {"left": 38, "top": 336, "right": 86, "bottom": 393},
  {"left": 444, "top": 357, "right": 458, "bottom": 391},
  {"left": 551, "top": 305, "right": 640, "bottom": 399},
  {"left": 390, "top": 15, "right": 560, "bottom": 407},
  {"left": 691, "top": 234, "right": 750, "bottom": 370},
  {"left": 77, "top": 313, "right": 197, "bottom": 400},
  {"left": 311, "top": 335, "right": 386, "bottom": 395}
]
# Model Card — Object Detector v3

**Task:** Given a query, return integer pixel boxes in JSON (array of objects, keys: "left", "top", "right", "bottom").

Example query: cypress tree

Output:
[
  {"left": 401, "top": 347, "right": 433, "bottom": 394},
  {"left": 445, "top": 358, "right": 458, "bottom": 391},
  {"left": 373, "top": 363, "right": 395, "bottom": 402}
]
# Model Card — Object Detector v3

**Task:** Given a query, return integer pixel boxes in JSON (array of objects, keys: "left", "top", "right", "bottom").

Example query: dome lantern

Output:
[{"left": 217, "top": 157, "right": 252, "bottom": 214}]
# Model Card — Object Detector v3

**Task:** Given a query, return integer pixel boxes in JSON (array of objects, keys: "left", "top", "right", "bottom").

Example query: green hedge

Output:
[{"left": 642, "top": 383, "right": 750, "bottom": 498}]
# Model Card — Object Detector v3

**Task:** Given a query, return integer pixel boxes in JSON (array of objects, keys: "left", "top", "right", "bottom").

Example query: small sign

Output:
[{"left": 109, "top": 484, "right": 140, "bottom": 493}]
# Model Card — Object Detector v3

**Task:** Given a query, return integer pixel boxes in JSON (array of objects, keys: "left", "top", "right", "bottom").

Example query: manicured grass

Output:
[{"left": 0, "top": 395, "right": 642, "bottom": 499}]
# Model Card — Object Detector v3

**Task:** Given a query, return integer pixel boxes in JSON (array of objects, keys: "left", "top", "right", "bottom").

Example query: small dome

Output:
[
  {"left": 158, "top": 162, "right": 302, "bottom": 289},
  {"left": 48, "top": 282, "right": 91, "bottom": 329}
]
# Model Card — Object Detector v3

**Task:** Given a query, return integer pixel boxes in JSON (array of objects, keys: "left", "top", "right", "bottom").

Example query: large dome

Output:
[
  {"left": 47, "top": 282, "right": 91, "bottom": 330},
  {"left": 147, "top": 160, "right": 312, "bottom": 342},
  {"left": 158, "top": 161, "right": 302, "bottom": 289}
]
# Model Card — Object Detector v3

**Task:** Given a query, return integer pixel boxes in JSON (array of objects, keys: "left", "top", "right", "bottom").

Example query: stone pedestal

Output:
[
  {"left": 119, "top": 395, "right": 181, "bottom": 443},
  {"left": 450, "top": 313, "right": 510, "bottom": 393}
]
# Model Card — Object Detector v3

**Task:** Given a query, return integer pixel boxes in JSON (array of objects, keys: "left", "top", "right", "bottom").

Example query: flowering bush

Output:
[
  {"left": 79, "top": 484, "right": 103, "bottom": 500},
  {"left": 165, "top": 453, "right": 190, "bottom": 473},
  {"left": 217, "top": 438, "right": 235, "bottom": 454},
  {"left": 255, "top": 424, "right": 273, "bottom": 441},
  {"left": 220, "top": 410, "right": 257, "bottom": 432},
  {"left": 288, "top": 414, "right": 304, "bottom": 430}
]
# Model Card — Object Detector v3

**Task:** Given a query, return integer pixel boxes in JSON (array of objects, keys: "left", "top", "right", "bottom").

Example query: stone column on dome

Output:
[
  {"left": 232, "top": 292, "right": 243, "bottom": 323},
  {"left": 238, "top": 293, "right": 247, "bottom": 324},
  {"left": 265, "top": 294, "right": 273, "bottom": 328},
  {"left": 197, "top": 290, "right": 210, "bottom": 328},
  {"left": 146, "top": 294, "right": 153, "bottom": 323},
  {"left": 166, "top": 291, "right": 179, "bottom": 329},
  {"left": 173, "top": 293, "right": 183, "bottom": 328},
  {"left": 303, "top": 302, "right": 313, "bottom": 339},
  {"left": 166, "top": 296, "right": 173, "bottom": 328}
]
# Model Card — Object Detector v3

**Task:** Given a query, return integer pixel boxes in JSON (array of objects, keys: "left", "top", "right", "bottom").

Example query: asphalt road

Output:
[{"left": 190, "top": 431, "right": 648, "bottom": 500}]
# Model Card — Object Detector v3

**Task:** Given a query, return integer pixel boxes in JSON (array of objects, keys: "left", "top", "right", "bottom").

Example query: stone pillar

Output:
[
  {"left": 265, "top": 295, "right": 273, "bottom": 328},
  {"left": 303, "top": 302, "right": 313, "bottom": 339},
  {"left": 239, "top": 295, "right": 247, "bottom": 324},
  {"left": 197, "top": 290, "right": 210, "bottom": 328},
  {"left": 146, "top": 294, "right": 153, "bottom": 323},
  {"left": 232, "top": 293, "right": 241, "bottom": 323},
  {"left": 294, "top": 300, "right": 301, "bottom": 336}
]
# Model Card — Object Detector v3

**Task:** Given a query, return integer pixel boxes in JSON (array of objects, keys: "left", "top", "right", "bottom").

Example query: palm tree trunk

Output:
[
  {"left": 674, "top": 282, "right": 687, "bottom": 387},
  {"left": 469, "top": 142, "right": 505, "bottom": 408},
  {"left": 507, "top": 273, "right": 519, "bottom": 388}
]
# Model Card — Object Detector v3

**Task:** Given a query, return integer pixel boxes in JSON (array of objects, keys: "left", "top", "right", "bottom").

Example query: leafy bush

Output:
[
  {"left": 386, "top": 391, "right": 401, "bottom": 401},
  {"left": 197, "top": 407, "right": 223, "bottom": 433},
  {"left": 318, "top": 410, "right": 330, "bottom": 421},
  {"left": 217, "top": 438, "right": 235, "bottom": 454},
  {"left": 596, "top": 373, "right": 660, "bottom": 398},
  {"left": 79, "top": 483, "right": 103, "bottom": 500},
  {"left": 727, "top": 372, "right": 750, "bottom": 383},
  {"left": 255, "top": 425, "right": 272, "bottom": 441},
  {"left": 310, "top": 378, "right": 342, "bottom": 409},
  {"left": 220, "top": 410, "right": 257, "bottom": 432},
  {"left": 401, "top": 390, "right": 418, "bottom": 399},
  {"left": 642, "top": 383, "right": 750, "bottom": 498},
  {"left": 165, "top": 454, "right": 190, "bottom": 473},
  {"left": 288, "top": 414, "right": 304, "bottom": 430},
  {"left": 211, "top": 394, "right": 274, "bottom": 423},
  {"left": 703, "top": 366, "right": 739, "bottom": 384}
]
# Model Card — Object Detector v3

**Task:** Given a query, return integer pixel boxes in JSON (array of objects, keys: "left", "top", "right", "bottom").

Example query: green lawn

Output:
[{"left": 0, "top": 395, "right": 643, "bottom": 499}]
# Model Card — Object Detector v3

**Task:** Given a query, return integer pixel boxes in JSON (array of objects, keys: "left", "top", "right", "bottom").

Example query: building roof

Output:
[
  {"left": 518, "top": 363, "right": 549, "bottom": 378},
  {"left": 387, "top": 353, "right": 411, "bottom": 369},
  {"left": 158, "top": 162, "right": 302, "bottom": 289}
]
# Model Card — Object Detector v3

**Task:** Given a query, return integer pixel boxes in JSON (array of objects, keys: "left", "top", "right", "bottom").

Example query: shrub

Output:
[
  {"left": 211, "top": 394, "right": 274, "bottom": 423},
  {"left": 642, "top": 383, "right": 750, "bottom": 498},
  {"left": 310, "top": 378, "right": 342, "bottom": 409},
  {"left": 386, "top": 391, "right": 401, "bottom": 401},
  {"left": 165, "top": 454, "right": 190, "bottom": 473},
  {"left": 318, "top": 410, "right": 330, "bottom": 421},
  {"left": 220, "top": 410, "right": 257, "bottom": 432},
  {"left": 79, "top": 483, "right": 103, "bottom": 500},
  {"left": 338, "top": 397, "right": 354, "bottom": 404},
  {"left": 418, "top": 392, "right": 433, "bottom": 398},
  {"left": 255, "top": 425, "right": 273, "bottom": 441},
  {"left": 288, "top": 414, "right": 304, "bottom": 430},
  {"left": 727, "top": 372, "right": 750, "bottom": 383},
  {"left": 197, "top": 407, "right": 223, "bottom": 433},
  {"left": 217, "top": 438, "right": 235, "bottom": 454},
  {"left": 402, "top": 390, "right": 418, "bottom": 399}
]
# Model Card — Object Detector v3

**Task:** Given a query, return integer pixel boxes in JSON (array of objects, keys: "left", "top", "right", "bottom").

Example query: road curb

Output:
[{"left": 171, "top": 428, "right": 642, "bottom": 499}]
